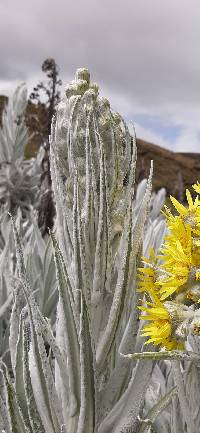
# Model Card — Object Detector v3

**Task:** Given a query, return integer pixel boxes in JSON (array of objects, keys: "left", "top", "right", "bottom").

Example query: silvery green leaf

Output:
[
  {"left": 95, "top": 191, "right": 133, "bottom": 370},
  {"left": 184, "top": 362, "right": 200, "bottom": 431},
  {"left": 149, "top": 187, "right": 166, "bottom": 221},
  {"left": 51, "top": 231, "right": 80, "bottom": 421},
  {"left": 139, "top": 386, "right": 177, "bottom": 433},
  {"left": 98, "top": 357, "right": 153, "bottom": 433},
  {"left": 77, "top": 295, "right": 95, "bottom": 433},
  {"left": 171, "top": 394, "right": 184, "bottom": 433},
  {"left": 172, "top": 360, "right": 196, "bottom": 433},
  {"left": 0, "top": 392, "right": 10, "bottom": 433},
  {"left": 11, "top": 215, "right": 64, "bottom": 432},
  {"left": 121, "top": 350, "right": 200, "bottom": 362},
  {"left": 27, "top": 302, "right": 64, "bottom": 433},
  {"left": 0, "top": 83, "right": 29, "bottom": 163},
  {"left": 15, "top": 312, "right": 31, "bottom": 427},
  {"left": 98, "top": 291, "right": 141, "bottom": 419},
  {"left": 0, "top": 293, "right": 13, "bottom": 319},
  {"left": 21, "top": 316, "right": 46, "bottom": 433},
  {"left": 9, "top": 277, "right": 25, "bottom": 372},
  {"left": 0, "top": 363, "right": 29, "bottom": 433}
]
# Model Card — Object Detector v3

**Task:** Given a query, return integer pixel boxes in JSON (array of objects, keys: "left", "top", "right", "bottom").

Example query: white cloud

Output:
[
  {"left": 130, "top": 122, "right": 200, "bottom": 154},
  {"left": 0, "top": 80, "right": 22, "bottom": 97},
  {"left": 132, "top": 123, "right": 171, "bottom": 150},
  {"left": 1, "top": 0, "right": 200, "bottom": 152},
  {"left": 172, "top": 128, "right": 200, "bottom": 153}
]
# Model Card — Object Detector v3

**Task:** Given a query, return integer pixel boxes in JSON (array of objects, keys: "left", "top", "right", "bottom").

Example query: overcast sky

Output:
[{"left": 1, "top": 0, "right": 200, "bottom": 153}]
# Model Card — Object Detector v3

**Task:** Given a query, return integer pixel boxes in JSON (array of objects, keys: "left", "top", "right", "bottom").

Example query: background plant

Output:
[
  {"left": 27, "top": 58, "right": 62, "bottom": 235},
  {"left": 0, "top": 84, "right": 57, "bottom": 369},
  {"left": 0, "top": 83, "right": 42, "bottom": 220}
]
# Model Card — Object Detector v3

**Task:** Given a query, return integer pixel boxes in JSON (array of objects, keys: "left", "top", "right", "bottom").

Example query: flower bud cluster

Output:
[{"left": 138, "top": 182, "right": 200, "bottom": 350}]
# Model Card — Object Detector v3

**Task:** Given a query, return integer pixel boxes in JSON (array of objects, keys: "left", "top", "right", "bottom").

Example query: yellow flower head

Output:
[
  {"left": 158, "top": 236, "right": 192, "bottom": 300},
  {"left": 139, "top": 301, "right": 184, "bottom": 350},
  {"left": 154, "top": 188, "right": 200, "bottom": 300},
  {"left": 170, "top": 190, "right": 200, "bottom": 234},
  {"left": 137, "top": 182, "right": 200, "bottom": 351}
]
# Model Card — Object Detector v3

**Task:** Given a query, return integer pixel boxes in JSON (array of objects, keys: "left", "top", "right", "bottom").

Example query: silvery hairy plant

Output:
[
  {"left": 0, "top": 81, "right": 56, "bottom": 325},
  {"left": 0, "top": 208, "right": 57, "bottom": 380},
  {"left": 135, "top": 180, "right": 166, "bottom": 256},
  {"left": 0, "top": 83, "right": 43, "bottom": 218},
  {"left": 0, "top": 207, "right": 57, "bottom": 319},
  {"left": 0, "top": 69, "right": 178, "bottom": 433},
  {"left": 0, "top": 209, "right": 31, "bottom": 367},
  {"left": 0, "top": 83, "right": 29, "bottom": 162}
]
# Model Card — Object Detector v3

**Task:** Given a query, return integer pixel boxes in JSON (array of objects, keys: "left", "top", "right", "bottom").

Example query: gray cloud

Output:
[{"left": 1, "top": 0, "right": 200, "bottom": 150}]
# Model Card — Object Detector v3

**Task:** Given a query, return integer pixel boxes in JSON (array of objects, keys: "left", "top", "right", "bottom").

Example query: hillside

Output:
[
  {"left": 0, "top": 95, "right": 199, "bottom": 197},
  {"left": 136, "top": 138, "right": 200, "bottom": 196}
]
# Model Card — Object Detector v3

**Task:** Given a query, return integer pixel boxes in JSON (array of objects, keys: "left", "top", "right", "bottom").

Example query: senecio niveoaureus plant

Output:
[
  {"left": 0, "top": 68, "right": 177, "bottom": 433},
  {"left": 138, "top": 182, "right": 200, "bottom": 351},
  {"left": 2, "top": 68, "right": 197, "bottom": 433}
]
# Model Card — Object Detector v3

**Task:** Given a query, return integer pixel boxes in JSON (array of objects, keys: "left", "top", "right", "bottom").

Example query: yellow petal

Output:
[
  {"left": 193, "top": 182, "right": 200, "bottom": 194},
  {"left": 186, "top": 189, "right": 193, "bottom": 208},
  {"left": 137, "top": 267, "right": 155, "bottom": 276},
  {"left": 170, "top": 196, "right": 188, "bottom": 216}
]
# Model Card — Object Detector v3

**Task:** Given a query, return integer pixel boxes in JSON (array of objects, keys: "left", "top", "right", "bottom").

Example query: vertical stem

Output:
[{"left": 172, "top": 360, "right": 196, "bottom": 433}]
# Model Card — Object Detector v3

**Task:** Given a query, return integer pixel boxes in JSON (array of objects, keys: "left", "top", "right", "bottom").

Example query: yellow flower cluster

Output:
[{"left": 138, "top": 182, "right": 200, "bottom": 350}]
